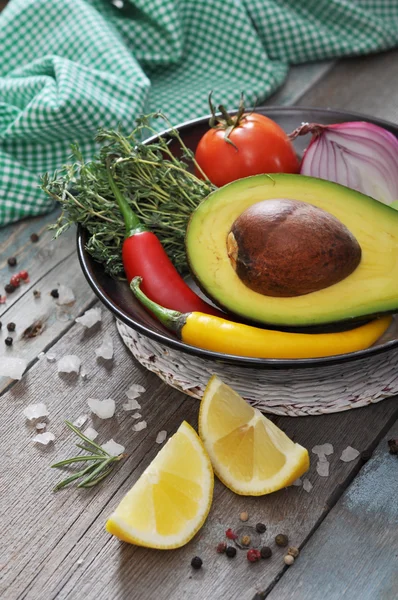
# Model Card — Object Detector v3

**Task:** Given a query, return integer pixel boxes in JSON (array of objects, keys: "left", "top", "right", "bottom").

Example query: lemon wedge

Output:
[
  {"left": 198, "top": 376, "right": 309, "bottom": 495},
  {"left": 105, "top": 421, "right": 214, "bottom": 549}
]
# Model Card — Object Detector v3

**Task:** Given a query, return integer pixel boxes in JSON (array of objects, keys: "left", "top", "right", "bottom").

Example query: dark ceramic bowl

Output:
[{"left": 77, "top": 106, "right": 398, "bottom": 369}]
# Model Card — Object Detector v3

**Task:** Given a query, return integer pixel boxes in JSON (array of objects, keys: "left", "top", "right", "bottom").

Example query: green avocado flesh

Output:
[{"left": 186, "top": 174, "right": 398, "bottom": 327}]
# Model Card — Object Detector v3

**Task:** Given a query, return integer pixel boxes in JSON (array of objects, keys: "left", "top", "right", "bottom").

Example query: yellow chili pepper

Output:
[{"left": 131, "top": 277, "right": 392, "bottom": 359}]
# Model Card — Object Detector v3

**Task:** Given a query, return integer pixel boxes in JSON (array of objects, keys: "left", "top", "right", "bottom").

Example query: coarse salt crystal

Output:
[
  {"left": 0, "top": 357, "right": 28, "bottom": 380},
  {"left": 133, "top": 421, "right": 147, "bottom": 432},
  {"left": 312, "top": 444, "right": 334, "bottom": 456},
  {"left": 36, "top": 422, "right": 47, "bottom": 431},
  {"left": 340, "top": 446, "right": 360, "bottom": 462},
  {"left": 23, "top": 403, "right": 49, "bottom": 421},
  {"left": 122, "top": 399, "right": 141, "bottom": 412},
  {"left": 75, "top": 307, "right": 102, "bottom": 328},
  {"left": 33, "top": 432, "right": 55, "bottom": 445},
  {"left": 57, "top": 355, "right": 81, "bottom": 374},
  {"left": 292, "top": 478, "right": 302, "bottom": 487},
  {"left": 73, "top": 414, "right": 88, "bottom": 428},
  {"left": 80, "top": 367, "right": 90, "bottom": 380},
  {"left": 303, "top": 478, "right": 313, "bottom": 493},
  {"left": 125, "top": 383, "right": 145, "bottom": 400},
  {"left": 37, "top": 352, "right": 45, "bottom": 360},
  {"left": 46, "top": 353, "right": 57, "bottom": 362},
  {"left": 95, "top": 332, "right": 114, "bottom": 360},
  {"left": 316, "top": 460, "right": 330, "bottom": 477},
  {"left": 56, "top": 285, "right": 75, "bottom": 305},
  {"left": 102, "top": 439, "right": 125, "bottom": 456},
  {"left": 83, "top": 427, "right": 98, "bottom": 440},
  {"left": 132, "top": 412, "right": 142, "bottom": 419},
  {"left": 156, "top": 430, "right": 167, "bottom": 444},
  {"left": 87, "top": 397, "right": 115, "bottom": 419}
]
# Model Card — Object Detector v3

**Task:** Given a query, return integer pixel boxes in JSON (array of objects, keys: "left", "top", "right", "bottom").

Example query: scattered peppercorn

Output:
[
  {"left": 0, "top": 321, "right": 2, "bottom": 329},
  {"left": 30, "top": 233, "right": 39, "bottom": 243},
  {"left": 240, "top": 511, "right": 249, "bottom": 522},
  {"left": 388, "top": 439, "right": 398, "bottom": 455},
  {"left": 19, "top": 270, "right": 29, "bottom": 281},
  {"left": 190, "top": 556, "right": 203, "bottom": 569},
  {"left": 216, "top": 542, "right": 227, "bottom": 554},
  {"left": 255, "top": 523, "right": 267, "bottom": 534},
  {"left": 241, "top": 535, "right": 251, "bottom": 546},
  {"left": 275, "top": 534, "right": 289, "bottom": 547},
  {"left": 7, "top": 322, "right": 16, "bottom": 332},
  {"left": 288, "top": 547, "right": 300, "bottom": 558},
  {"left": 226, "top": 528, "right": 238, "bottom": 540},
  {"left": 5, "top": 283, "right": 16, "bottom": 294},
  {"left": 10, "top": 274, "right": 21, "bottom": 288},
  {"left": 247, "top": 549, "right": 261, "bottom": 563},
  {"left": 50, "top": 289, "right": 59, "bottom": 299},
  {"left": 7, "top": 256, "right": 17, "bottom": 267},
  {"left": 225, "top": 546, "right": 237, "bottom": 558},
  {"left": 5, "top": 337, "right": 13, "bottom": 346},
  {"left": 260, "top": 546, "right": 272, "bottom": 559},
  {"left": 284, "top": 555, "right": 295, "bottom": 566},
  {"left": 33, "top": 290, "right": 41, "bottom": 298}
]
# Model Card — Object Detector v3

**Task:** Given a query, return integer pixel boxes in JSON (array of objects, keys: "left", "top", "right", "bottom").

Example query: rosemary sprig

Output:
[
  {"left": 51, "top": 421, "right": 125, "bottom": 491},
  {"left": 41, "top": 113, "right": 215, "bottom": 277}
]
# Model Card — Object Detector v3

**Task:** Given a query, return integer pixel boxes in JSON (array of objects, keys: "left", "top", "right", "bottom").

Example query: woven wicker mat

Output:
[{"left": 117, "top": 319, "right": 398, "bottom": 417}]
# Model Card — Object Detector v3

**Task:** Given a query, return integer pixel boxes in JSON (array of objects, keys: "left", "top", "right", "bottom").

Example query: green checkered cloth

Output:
[{"left": 1, "top": 0, "right": 398, "bottom": 225}]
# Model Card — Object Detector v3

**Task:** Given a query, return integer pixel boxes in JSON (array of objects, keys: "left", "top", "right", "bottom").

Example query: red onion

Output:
[{"left": 289, "top": 121, "right": 398, "bottom": 206}]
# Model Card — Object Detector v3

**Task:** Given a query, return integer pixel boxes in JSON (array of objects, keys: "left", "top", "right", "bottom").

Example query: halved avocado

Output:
[{"left": 186, "top": 174, "right": 398, "bottom": 327}]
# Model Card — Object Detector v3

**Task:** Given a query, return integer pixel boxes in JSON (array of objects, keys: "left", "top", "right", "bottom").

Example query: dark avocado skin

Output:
[{"left": 185, "top": 174, "right": 398, "bottom": 329}]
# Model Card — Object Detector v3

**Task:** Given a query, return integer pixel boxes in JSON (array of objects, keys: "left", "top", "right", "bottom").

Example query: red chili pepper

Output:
[{"left": 107, "top": 165, "right": 224, "bottom": 316}]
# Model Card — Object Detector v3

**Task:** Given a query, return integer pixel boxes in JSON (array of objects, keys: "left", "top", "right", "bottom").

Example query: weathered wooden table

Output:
[{"left": 1, "top": 49, "right": 398, "bottom": 600}]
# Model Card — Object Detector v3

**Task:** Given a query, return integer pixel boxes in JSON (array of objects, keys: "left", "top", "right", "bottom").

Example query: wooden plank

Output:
[
  {"left": 265, "top": 422, "right": 398, "bottom": 600},
  {"left": 1, "top": 301, "right": 398, "bottom": 600},
  {"left": 1, "top": 46, "right": 398, "bottom": 600},
  {"left": 0, "top": 217, "right": 96, "bottom": 393},
  {"left": 265, "top": 61, "right": 335, "bottom": 107},
  {"left": 296, "top": 47, "right": 398, "bottom": 123},
  {"left": 0, "top": 208, "right": 73, "bottom": 314}
]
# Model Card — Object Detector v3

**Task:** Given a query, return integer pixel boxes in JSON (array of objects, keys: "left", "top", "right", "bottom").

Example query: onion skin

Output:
[{"left": 290, "top": 121, "right": 398, "bottom": 206}]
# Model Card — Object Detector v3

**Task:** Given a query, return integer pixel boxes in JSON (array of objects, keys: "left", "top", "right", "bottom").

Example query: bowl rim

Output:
[{"left": 76, "top": 105, "right": 398, "bottom": 370}]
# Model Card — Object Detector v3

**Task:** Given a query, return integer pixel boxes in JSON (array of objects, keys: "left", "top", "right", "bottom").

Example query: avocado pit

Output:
[{"left": 227, "top": 198, "right": 362, "bottom": 297}]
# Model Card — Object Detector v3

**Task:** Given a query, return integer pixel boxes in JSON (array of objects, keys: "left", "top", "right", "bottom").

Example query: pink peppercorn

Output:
[{"left": 247, "top": 549, "right": 261, "bottom": 563}]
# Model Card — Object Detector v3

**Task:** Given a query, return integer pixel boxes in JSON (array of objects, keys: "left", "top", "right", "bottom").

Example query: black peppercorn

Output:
[
  {"left": 275, "top": 534, "right": 289, "bottom": 547},
  {"left": 30, "top": 233, "right": 39, "bottom": 243},
  {"left": 7, "top": 256, "right": 17, "bottom": 267},
  {"left": 388, "top": 439, "right": 398, "bottom": 455},
  {"left": 191, "top": 556, "right": 203, "bottom": 569},
  {"left": 5, "top": 283, "right": 16, "bottom": 294},
  {"left": 255, "top": 522, "right": 267, "bottom": 534},
  {"left": 260, "top": 546, "right": 272, "bottom": 559},
  {"left": 5, "top": 337, "right": 13, "bottom": 346},
  {"left": 225, "top": 546, "right": 237, "bottom": 558},
  {"left": 7, "top": 322, "right": 16, "bottom": 332},
  {"left": 50, "top": 289, "right": 59, "bottom": 299}
]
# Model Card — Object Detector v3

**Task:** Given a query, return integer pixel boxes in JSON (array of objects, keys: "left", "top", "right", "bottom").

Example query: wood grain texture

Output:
[
  {"left": 266, "top": 421, "right": 398, "bottom": 600},
  {"left": 265, "top": 61, "right": 335, "bottom": 107},
  {"left": 1, "top": 48, "right": 398, "bottom": 600},
  {"left": 1, "top": 303, "right": 398, "bottom": 600},
  {"left": 0, "top": 220, "right": 95, "bottom": 392},
  {"left": 296, "top": 47, "right": 398, "bottom": 124}
]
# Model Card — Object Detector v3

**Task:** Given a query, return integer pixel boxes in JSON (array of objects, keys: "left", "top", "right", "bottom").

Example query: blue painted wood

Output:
[{"left": 266, "top": 421, "right": 398, "bottom": 600}]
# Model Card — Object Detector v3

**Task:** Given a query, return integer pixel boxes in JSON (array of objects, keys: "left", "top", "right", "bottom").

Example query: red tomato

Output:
[{"left": 195, "top": 113, "right": 300, "bottom": 187}]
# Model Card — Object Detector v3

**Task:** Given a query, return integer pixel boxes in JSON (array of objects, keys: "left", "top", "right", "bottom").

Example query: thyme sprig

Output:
[
  {"left": 41, "top": 112, "right": 215, "bottom": 277},
  {"left": 51, "top": 421, "right": 125, "bottom": 491}
]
